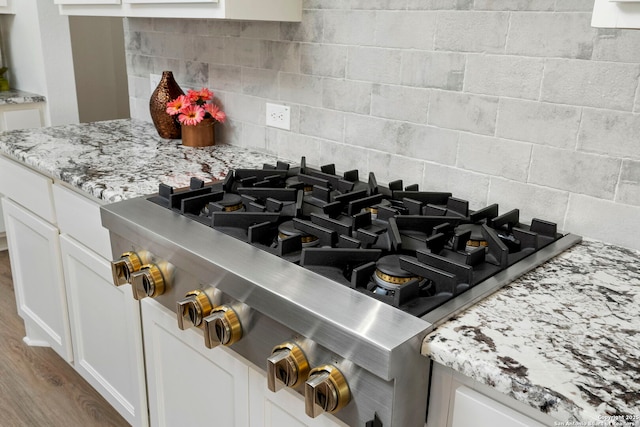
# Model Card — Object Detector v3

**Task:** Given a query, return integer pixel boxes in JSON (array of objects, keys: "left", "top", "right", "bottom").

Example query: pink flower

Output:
[
  {"left": 178, "top": 104, "right": 205, "bottom": 126},
  {"left": 205, "top": 103, "right": 226, "bottom": 123},
  {"left": 166, "top": 95, "right": 190, "bottom": 116},
  {"left": 186, "top": 88, "right": 213, "bottom": 105}
]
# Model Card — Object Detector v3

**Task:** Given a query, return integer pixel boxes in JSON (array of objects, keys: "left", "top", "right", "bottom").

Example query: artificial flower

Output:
[
  {"left": 205, "top": 104, "right": 227, "bottom": 123},
  {"left": 178, "top": 104, "right": 205, "bottom": 126},
  {"left": 165, "top": 95, "right": 189, "bottom": 116},
  {"left": 166, "top": 86, "right": 226, "bottom": 127}
]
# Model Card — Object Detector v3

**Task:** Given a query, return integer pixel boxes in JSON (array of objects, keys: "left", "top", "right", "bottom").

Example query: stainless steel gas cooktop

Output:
[{"left": 101, "top": 157, "right": 581, "bottom": 427}]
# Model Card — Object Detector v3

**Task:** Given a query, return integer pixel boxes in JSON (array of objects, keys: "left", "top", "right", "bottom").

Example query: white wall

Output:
[
  {"left": 69, "top": 16, "right": 130, "bottom": 123},
  {"left": 0, "top": 0, "right": 79, "bottom": 126},
  {"left": 124, "top": 3, "right": 640, "bottom": 251}
]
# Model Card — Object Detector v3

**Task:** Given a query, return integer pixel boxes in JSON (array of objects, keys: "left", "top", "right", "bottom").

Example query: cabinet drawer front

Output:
[
  {"left": 53, "top": 184, "right": 112, "bottom": 260},
  {"left": 0, "top": 155, "right": 55, "bottom": 223}
]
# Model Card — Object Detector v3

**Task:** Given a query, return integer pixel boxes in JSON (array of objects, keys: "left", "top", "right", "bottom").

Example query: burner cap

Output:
[
  {"left": 373, "top": 255, "right": 419, "bottom": 286},
  {"left": 201, "top": 193, "right": 244, "bottom": 216},
  {"left": 456, "top": 223, "right": 488, "bottom": 247},
  {"left": 277, "top": 220, "right": 319, "bottom": 246},
  {"left": 219, "top": 193, "right": 244, "bottom": 212}
]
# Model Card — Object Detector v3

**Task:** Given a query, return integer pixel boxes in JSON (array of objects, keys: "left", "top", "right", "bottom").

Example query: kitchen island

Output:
[{"left": 0, "top": 119, "right": 638, "bottom": 427}]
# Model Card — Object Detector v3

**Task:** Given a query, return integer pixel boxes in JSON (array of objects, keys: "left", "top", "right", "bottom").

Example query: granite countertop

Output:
[
  {"left": 423, "top": 239, "right": 640, "bottom": 425},
  {"left": 0, "top": 118, "right": 280, "bottom": 202},
  {"left": 2, "top": 118, "right": 639, "bottom": 426},
  {"left": 0, "top": 89, "right": 46, "bottom": 105}
]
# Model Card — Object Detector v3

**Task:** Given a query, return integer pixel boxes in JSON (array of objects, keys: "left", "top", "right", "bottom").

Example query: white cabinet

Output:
[
  {"left": 0, "top": 103, "right": 46, "bottom": 131},
  {"left": 248, "top": 367, "right": 348, "bottom": 427},
  {"left": 592, "top": 0, "right": 640, "bottom": 28},
  {"left": 60, "top": 234, "right": 148, "bottom": 427},
  {"left": 0, "top": 199, "right": 6, "bottom": 250},
  {"left": 54, "top": 0, "right": 302, "bottom": 21},
  {"left": 0, "top": 0, "right": 13, "bottom": 13},
  {"left": 141, "top": 298, "right": 250, "bottom": 427},
  {"left": 450, "top": 387, "right": 545, "bottom": 427},
  {"left": 1, "top": 197, "right": 73, "bottom": 361},
  {"left": 0, "top": 154, "right": 148, "bottom": 425},
  {"left": 426, "top": 362, "right": 555, "bottom": 427}
]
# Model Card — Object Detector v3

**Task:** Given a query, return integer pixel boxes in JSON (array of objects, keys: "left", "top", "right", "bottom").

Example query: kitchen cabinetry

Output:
[
  {"left": 248, "top": 367, "right": 348, "bottom": 427},
  {"left": 0, "top": 103, "right": 46, "bottom": 131},
  {"left": 141, "top": 298, "right": 347, "bottom": 427},
  {"left": 57, "top": 182, "right": 147, "bottom": 427},
  {"left": 54, "top": 0, "right": 302, "bottom": 21},
  {"left": 1, "top": 197, "right": 73, "bottom": 360},
  {"left": 0, "top": 0, "right": 13, "bottom": 13},
  {"left": 592, "top": 0, "right": 640, "bottom": 28},
  {"left": 0, "top": 153, "right": 148, "bottom": 426},
  {"left": 141, "top": 298, "right": 250, "bottom": 427},
  {"left": 0, "top": 155, "right": 72, "bottom": 362},
  {"left": 426, "top": 362, "right": 554, "bottom": 427}
]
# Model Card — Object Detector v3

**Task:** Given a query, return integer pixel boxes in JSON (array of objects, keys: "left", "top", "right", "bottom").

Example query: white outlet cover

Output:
[{"left": 266, "top": 103, "right": 291, "bottom": 130}]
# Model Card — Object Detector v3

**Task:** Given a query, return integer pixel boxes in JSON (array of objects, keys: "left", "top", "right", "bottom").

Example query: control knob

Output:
[
  {"left": 111, "top": 251, "right": 149, "bottom": 286},
  {"left": 203, "top": 305, "right": 243, "bottom": 349},
  {"left": 177, "top": 290, "right": 213, "bottom": 330},
  {"left": 304, "top": 365, "right": 350, "bottom": 418},
  {"left": 130, "top": 263, "right": 166, "bottom": 300},
  {"left": 267, "top": 342, "right": 310, "bottom": 392}
]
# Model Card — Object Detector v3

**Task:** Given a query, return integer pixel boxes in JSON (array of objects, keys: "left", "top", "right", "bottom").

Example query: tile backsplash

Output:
[{"left": 124, "top": 0, "right": 640, "bottom": 251}]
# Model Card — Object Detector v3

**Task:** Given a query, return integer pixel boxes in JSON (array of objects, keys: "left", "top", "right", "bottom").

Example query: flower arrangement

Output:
[{"left": 166, "top": 88, "right": 226, "bottom": 126}]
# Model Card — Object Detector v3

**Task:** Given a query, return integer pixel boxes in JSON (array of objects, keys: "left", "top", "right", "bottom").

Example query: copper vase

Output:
[
  {"left": 181, "top": 117, "right": 216, "bottom": 147},
  {"left": 150, "top": 71, "right": 184, "bottom": 139}
]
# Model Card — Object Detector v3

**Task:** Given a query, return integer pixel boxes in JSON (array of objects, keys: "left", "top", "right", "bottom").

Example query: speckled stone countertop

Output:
[
  {"left": 0, "top": 89, "right": 46, "bottom": 105},
  {"left": 3, "top": 118, "right": 639, "bottom": 426},
  {"left": 0, "top": 119, "right": 280, "bottom": 202},
  {"left": 423, "top": 239, "right": 640, "bottom": 425}
]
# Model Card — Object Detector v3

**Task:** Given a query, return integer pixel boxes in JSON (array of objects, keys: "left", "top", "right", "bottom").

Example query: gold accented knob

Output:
[
  {"left": 267, "top": 343, "right": 310, "bottom": 392},
  {"left": 176, "top": 290, "right": 213, "bottom": 330},
  {"left": 111, "top": 251, "right": 149, "bottom": 286},
  {"left": 130, "top": 263, "right": 165, "bottom": 300},
  {"left": 203, "top": 306, "right": 243, "bottom": 349},
  {"left": 304, "top": 365, "right": 350, "bottom": 418}
]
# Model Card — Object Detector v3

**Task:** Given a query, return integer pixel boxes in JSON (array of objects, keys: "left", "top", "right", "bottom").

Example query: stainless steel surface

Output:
[
  {"left": 101, "top": 193, "right": 580, "bottom": 427},
  {"left": 102, "top": 196, "right": 431, "bottom": 427},
  {"left": 101, "top": 196, "right": 430, "bottom": 381}
]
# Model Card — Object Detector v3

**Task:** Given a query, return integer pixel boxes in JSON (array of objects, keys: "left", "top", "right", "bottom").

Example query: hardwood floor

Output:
[{"left": 0, "top": 250, "right": 130, "bottom": 427}]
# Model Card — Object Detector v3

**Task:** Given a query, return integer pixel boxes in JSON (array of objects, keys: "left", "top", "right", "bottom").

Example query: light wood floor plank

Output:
[{"left": 0, "top": 250, "right": 130, "bottom": 427}]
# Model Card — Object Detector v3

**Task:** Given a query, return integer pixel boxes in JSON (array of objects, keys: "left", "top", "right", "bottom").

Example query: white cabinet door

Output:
[
  {"left": 54, "top": 0, "right": 121, "bottom": 4},
  {"left": 141, "top": 298, "right": 250, "bottom": 427},
  {"left": 60, "top": 235, "right": 148, "bottom": 427},
  {"left": 2, "top": 108, "right": 44, "bottom": 131},
  {"left": 0, "top": 0, "right": 12, "bottom": 13},
  {"left": 248, "top": 367, "right": 348, "bottom": 427},
  {"left": 451, "top": 386, "right": 545, "bottom": 427},
  {"left": 124, "top": 0, "right": 217, "bottom": 3},
  {"left": 56, "top": 0, "right": 301, "bottom": 21},
  {"left": 2, "top": 197, "right": 72, "bottom": 361}
]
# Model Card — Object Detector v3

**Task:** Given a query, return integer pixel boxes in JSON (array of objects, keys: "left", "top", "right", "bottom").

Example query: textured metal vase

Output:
[{"left": 150, "top": 71, "right": 184, "bottom": 139}]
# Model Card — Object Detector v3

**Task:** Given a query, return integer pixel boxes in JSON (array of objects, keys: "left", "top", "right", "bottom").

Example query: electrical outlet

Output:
[
  {"left": 266, "top": 103, "right": 291, "bottom": 130},
  {"left": 150, "top": 73, "right": 161, "bottom": 93}
]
